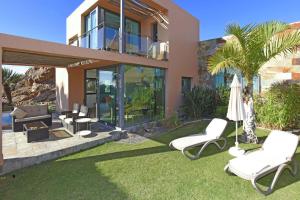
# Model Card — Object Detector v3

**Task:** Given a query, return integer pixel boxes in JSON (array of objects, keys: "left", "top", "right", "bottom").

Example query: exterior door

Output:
[{"left": 98, "top": 68, "right": 117, "bottom": 125}]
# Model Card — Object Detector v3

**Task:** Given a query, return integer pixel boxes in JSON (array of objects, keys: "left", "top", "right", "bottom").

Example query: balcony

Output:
[{"left": 70, "top": 23, "right": 169, "bottom": 61}]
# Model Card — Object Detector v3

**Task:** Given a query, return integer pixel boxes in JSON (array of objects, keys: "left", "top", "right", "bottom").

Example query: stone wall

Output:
[{"left": 198, "top": 38, "right": 225, "bottom": 88}]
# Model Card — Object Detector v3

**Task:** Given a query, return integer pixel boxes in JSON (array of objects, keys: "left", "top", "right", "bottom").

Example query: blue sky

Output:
[{"left": 1, "top": 0, "right": 300, "bottom": 73}]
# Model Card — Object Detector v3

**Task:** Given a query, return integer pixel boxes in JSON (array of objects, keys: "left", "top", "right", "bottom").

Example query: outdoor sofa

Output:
[
  {"left": 11, "top": 104, "right": 52, "bottom": 132},
  {"left": 60, "top": 105, "right": 89, "bottom": 134}
]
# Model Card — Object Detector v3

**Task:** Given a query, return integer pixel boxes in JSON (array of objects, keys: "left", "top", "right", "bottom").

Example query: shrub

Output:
[
  {"left": 215, "top": 86, "right": 230, "bottom": 118},
  {"left": 182, "top": 86, "right": 217, "bottom": 119},
  {"left": 216, "top": 86, "right": 230, "bottom": 106},
  {"left": 255, "top": 81, "right": 300, "bottom": 130}
]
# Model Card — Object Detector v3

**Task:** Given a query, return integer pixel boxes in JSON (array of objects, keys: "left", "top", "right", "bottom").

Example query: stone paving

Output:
[{"left": 1, "top": 119, "right": 124, "bottom": 175}]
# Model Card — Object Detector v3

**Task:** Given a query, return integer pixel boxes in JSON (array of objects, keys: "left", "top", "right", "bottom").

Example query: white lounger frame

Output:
[
  {"left": 170, "top": 137, "right": 227, "bottom": 160},
  {"left": 224, "top": 154, "right": 298, "bottom": 195}
]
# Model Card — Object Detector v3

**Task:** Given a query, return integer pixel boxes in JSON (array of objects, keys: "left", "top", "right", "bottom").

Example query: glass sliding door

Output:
[{"left": 98, "top": 68, "right": 117, "bottom": 124}]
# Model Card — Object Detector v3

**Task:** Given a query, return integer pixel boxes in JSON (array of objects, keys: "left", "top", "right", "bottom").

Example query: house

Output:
[
  {"left": 56, "top": 0, "right": 199, "bottom": 128},
  {"left": 0, "top": 0, "right": 199, "bottom": 167}
]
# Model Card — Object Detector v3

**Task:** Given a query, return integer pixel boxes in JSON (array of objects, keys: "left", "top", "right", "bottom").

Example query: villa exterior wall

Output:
[{"left": 58, "top": 0, "right": 200, "bottom": 118}]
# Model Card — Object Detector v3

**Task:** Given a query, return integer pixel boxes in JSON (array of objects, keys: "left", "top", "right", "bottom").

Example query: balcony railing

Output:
[{"left": 71, "top": 23, "right": 169, "bottom": 61}]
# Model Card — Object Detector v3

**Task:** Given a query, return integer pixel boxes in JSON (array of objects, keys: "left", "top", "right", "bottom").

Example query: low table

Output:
[
  {"left": 75, "top": 118, "right": 92, "bottom": 137},
  {"left": 23, "top": 121, "right": 49, "bottom": 143}
]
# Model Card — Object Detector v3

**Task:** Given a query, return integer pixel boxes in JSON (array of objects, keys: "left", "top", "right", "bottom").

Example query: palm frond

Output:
[
  {"left": 264, "top": 29, "right": 300, "bottom": 61},
  {"left": 208, "top": 41, "right": 244, "bottom": 75},
  {"left": 225, "top": 23, "right": 255, "bottom": 53},
  {"left": 2, "top": 67, "right": 23, "bottom": 84}
]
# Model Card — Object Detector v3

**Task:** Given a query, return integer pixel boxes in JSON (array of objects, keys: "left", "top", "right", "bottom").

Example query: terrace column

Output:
[
  {"left": 117, "top": 0, "right": 125, "bottom": 128},
  {"left": 0, "top": 47, "right": 3, "bottom": 166}
]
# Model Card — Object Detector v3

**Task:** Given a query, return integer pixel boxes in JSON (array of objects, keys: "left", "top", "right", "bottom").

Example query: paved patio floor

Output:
[{"left": 1, "top": 119, "right": 124, "bottom": 175}]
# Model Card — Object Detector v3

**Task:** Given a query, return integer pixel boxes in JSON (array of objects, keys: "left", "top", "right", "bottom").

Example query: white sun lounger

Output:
[
  {"left": 224, "top": 130, "right": 299, "bottom": 195},
  {"left": 169, "top": 118, "right": 228, "bottom": 160}
]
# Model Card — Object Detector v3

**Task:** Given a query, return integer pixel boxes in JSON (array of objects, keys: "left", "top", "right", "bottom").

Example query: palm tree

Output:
[
  {"left": 208, "top": 21, "right": 300, "bottom": 95},
  {"left": 2, "top": 67, "right": 23, "bottom": 105}
]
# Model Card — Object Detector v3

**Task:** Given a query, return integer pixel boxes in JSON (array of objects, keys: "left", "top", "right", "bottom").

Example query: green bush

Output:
[
  {"left": 215, "top": 105, "right": 228, "bottom": 118},
  {"left": 215, "top": 86, "right": 230, "bottom": 118},
  {"left": 255, "top": 81, "right": 300, "bottom": 130},
  {"left": 182, "top": 86, "right": 217, "bottom": 119},
  {"left": 216, "top": 86, "right": 230, "bottom": 106}
]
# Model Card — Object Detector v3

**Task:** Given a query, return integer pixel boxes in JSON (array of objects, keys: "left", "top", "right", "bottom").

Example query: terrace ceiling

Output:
[
  {"left": 107, "top": 0, "right": 169, "bottom": 29},
  {"left": 3, "top": 51, "right": 87, "bottom": 67}
]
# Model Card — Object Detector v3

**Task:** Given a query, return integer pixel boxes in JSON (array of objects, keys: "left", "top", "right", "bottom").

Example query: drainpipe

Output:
[
  {"left": 0, "top": 47, "right": 4, "bottom": 166},
  {"left": 118, "top": 0, "right": 125, "bottom": 129}
]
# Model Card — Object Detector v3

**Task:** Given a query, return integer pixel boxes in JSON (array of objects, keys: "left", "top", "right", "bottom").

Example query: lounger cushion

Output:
[
  {"left": 228, "top": 151, "right": 285, "bottom": 180},
  {"left": 227, "top": 131, "right": 299, "bottom": 180},
  {"left": 262, "top": 130, "right": 299, "bottom": 161},
  {"left": 15, "top": 114, "right": 52, "bottom": 122},
  {"left": 170, "top": 118, "right": 228, "bottom": 151},
  {"left": 205, "top": 118, "right": 228, "bottom": 138},
  {"left": 171, "top": 134, "right": 216, "bottom": 151}
]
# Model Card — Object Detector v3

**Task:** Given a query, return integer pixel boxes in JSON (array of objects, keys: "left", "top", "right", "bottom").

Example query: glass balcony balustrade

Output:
[{"left": 72, "top": 23, "right": 169, "bottom": 61}]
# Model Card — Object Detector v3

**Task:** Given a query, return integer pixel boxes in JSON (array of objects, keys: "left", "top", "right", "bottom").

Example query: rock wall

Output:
[
  {"left": 11, "top": 67, "right": 56, "bottom": 106},
  {"left": 198, "top": 38, "right": 226, "bottom": 88}
]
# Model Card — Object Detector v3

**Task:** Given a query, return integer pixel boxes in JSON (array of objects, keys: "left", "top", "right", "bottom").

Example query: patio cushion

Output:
[
  {"left": 64, "top": 118, "right": 73, "bottom": 125},
  {"left": 15, "top": 114, "right": 52, "bottom": 123},
  {"left": 72, "top": 103, "right": 80, "bottom": 113},
  {"left": 18, "top": 105, "right": 48, "bottom": 117},
  {"left": 11, "top": 107, "right": 28, "bottom": 119},
  {"left": 59, "top": 115, "right": 66, "bottom": 120},
  {"left": 78, "top": 105, "right": 88, "bottom": 117}
]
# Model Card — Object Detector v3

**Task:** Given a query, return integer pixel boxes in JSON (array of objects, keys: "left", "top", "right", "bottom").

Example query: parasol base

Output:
[{"left": 229, "top": 146, "right": 245, "bottom": 157}]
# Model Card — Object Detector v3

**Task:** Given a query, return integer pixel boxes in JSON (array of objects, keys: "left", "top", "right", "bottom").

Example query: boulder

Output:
[{"left": 9, "top": 67, "right": 56, "bottom": 106}]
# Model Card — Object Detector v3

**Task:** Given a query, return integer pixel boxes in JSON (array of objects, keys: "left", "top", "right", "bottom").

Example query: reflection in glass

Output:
[
  {"left": 124, "top": 65, "right": 165, "bottom": 126},
  {"left": 85, "top": 69, "right": 97, "bottom": 118}
]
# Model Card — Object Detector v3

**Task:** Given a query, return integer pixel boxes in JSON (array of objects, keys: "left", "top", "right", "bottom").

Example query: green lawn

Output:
[{"left": 1, "top": 121, "right": 300, "bottom": 200}]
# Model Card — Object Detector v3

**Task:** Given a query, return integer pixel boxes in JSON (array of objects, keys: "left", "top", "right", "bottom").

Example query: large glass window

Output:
[
  {"left": 85, "top": 65, "right": 165, "bottom": 127},
  {"left": 124, "top": 65, "right": 165, "bottom": 126},
  {"left": 98, "top": 68, "right": 117, "bottom": 125},
  {"left": 103, "top": 10, "right": 141, "bottom": 53}
]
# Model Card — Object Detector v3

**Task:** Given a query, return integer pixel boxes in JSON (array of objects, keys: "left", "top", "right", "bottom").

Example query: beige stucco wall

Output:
[
  {"left": 60, "top": 0, "right": 199, "bottom": 117},
  {"left": 163, "top": 0, "right": 199, "bottom": 116},
  {"left": 55, "top": 68, "right": 69, "bottom": 111}
]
